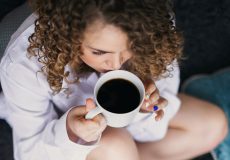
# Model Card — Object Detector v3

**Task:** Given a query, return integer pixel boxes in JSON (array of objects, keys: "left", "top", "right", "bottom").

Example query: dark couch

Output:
[
  {"left": 174, "top": 0, "right": 230, "bottom": 84},
  {"left": 0, "top": 1, "right": 229, "bottom": 160}
]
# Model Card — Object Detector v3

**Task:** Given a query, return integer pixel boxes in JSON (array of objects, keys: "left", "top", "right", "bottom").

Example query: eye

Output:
[{"left": 92, "top": 51, "right": 106, "bottom": 55}]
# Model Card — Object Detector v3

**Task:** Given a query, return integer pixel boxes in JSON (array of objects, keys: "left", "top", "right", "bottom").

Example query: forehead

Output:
[{"left": 82, "top": 21, "right": 130, "bottom": 50}]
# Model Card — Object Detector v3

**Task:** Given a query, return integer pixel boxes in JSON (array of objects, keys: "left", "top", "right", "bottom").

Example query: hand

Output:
[
  {"left": 140, "top": 79, "right": 168, "bottom": 121},
  {"left": 67, "top": 98, "right": 107, "bottom": 143}
]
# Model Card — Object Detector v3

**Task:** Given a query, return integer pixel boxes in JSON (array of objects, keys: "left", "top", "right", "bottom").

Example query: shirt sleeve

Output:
[
  {"left": 0, "top": 57, "right": 98, "bottom": 160},
  {"left": 126, "top": 61, "right": 181, "bottom": 142}
]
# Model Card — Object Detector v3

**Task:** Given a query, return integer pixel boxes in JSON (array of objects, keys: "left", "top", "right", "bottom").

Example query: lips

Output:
[{"left": 101, "top": 70, "right": 113, "bottom": 73}]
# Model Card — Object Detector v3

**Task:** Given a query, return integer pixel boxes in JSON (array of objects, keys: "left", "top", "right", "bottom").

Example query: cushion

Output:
[
  {"left": 0, "top": 0, "right": 25, "bottom": 21},
  {"left": 181, "top": 67, "right": 230, "bottom": 160},
  {"left": 0, "top": 2, "right": 32, "bottom": 59},
  {"left": 174, "top": 0, "right": 230, "bottom": 84}
]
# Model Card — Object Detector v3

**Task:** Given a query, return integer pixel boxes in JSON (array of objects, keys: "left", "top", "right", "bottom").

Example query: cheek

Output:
[
  {"left": 123, "top": 52, "right": 133, "bottom": 62},
  {"left": 81, "top": 55, "right": 95, "bottom": 65},
  {"left": 79, "top": 52, "right": 93, "bottom": 64},
  {"left": 80, "top": 53, "right": 105, "bottom": 67},
  {"left": 80, "top": 48, "right": 93, "bottom": 61}
]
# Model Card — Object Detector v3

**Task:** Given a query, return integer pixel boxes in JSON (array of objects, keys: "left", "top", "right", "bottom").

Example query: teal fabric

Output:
[{"left": 182, "top": 67, "right": 230, "bottom": 160}]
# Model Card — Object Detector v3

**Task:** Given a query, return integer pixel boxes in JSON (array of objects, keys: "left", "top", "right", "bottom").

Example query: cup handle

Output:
[{"left": 85, "top": 107, "right": 103, "bottom": 119}]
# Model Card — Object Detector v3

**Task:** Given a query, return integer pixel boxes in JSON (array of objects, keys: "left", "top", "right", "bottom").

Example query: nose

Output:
[{"left": 110, "top": 54, "right": 123, "bottom": 70}]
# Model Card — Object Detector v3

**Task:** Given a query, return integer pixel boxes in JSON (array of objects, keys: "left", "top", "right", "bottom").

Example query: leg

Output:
[
  {"left": 136, "top": 93, "right": 228, "bottom": 160},
  {"left": 87, "top": 127, "right": 140, "bottom": 160}
]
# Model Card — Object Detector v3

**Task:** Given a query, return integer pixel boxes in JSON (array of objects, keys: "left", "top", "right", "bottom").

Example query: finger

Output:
[
  {"left": 139, "top": 107, "right": 152, "bottom": 113},
  {"left": 80, "top": 117, "right": 106, "bottom": 140},
  {"left": 78, "top": 127, "right": 101, "bottom": 142},
  {"left": 149, "top": 89, "right": 160, "bottom": 104},
  {"left": 69, "top": 106, "right": 88, "bottom": 117},
  {"left": 92, "top": 114, "right": 107, "bottom": 128},
  {"left": 146, "top": 97, "right": 168, "bottom": 112},
  {"left": 140, "top": 100, "right": 154, "bottom": 112},
  {"left": 84, "top": 130, "right": 101, "bottom": 142},
  {"left": 155, "top": 109, "right": 164, "bottom": 121},
  {"left": 155, "top": 97, "right": 168, "bottom": 111},
  {"left": 144, "top": 79, "right": 157, "bottom": 100},
  {"left": 143, "top": 88, "right": 160, "bottom": 109},
  {"left": 76, "top": 119, "right": 102, "bottom": 136},
  {"left": 140, "top": 93, "right": 159, "bottom": 112},
  {"left": 85, "top": 98, "right": 96, "bottom": 112},
  {"left": 82, "top": 113, "right": 106, "bottom": 130}
]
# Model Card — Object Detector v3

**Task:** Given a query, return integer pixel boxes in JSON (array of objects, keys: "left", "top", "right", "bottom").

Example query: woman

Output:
[{"left": 0, "top": 0, "right": 227, "bottom": 160}]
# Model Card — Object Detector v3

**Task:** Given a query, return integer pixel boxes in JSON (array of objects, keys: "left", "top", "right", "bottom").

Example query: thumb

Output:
[{"left": 85, "top": 98, "right": 96, "bottom": 112}]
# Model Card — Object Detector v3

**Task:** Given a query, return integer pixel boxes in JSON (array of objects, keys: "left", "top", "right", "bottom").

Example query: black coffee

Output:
[{"left": 97, "top": 78, "right": 140, "bottom": 113}]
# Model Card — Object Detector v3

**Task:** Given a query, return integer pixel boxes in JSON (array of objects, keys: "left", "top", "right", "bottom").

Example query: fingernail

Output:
[{"left": 153, "top": 105, "right": 158, "bottom": 111}]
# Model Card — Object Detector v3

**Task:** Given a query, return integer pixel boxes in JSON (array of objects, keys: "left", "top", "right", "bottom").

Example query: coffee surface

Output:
[{"left": 97, "top": 78, "right": 140, "bottom": 113}]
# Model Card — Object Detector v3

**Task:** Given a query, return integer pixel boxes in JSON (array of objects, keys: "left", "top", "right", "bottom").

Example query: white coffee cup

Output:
[{"left": 85, "top": 70, "right": 145, "bottom": 128}]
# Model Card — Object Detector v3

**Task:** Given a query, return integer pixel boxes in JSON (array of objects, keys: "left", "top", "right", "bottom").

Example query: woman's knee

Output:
[
  {"left": 188, "top": 101, "right": 228, "bottom": 151},
  {"left": 176, "top": 94, "right": 228, "bottom": 151},
  {"left": 87, "top": 127, "right": 139, "bottom": 160},
  {"left": 204, "top": 104, "right": 228, "bottom": 150}
]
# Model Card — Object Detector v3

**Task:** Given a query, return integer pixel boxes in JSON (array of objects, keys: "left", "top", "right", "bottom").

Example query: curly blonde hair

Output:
[{"left": 28, "top": 0, "right": 183, "bottom": 93}]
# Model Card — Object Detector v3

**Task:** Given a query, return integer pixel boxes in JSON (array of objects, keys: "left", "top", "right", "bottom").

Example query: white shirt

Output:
[{"left": 0, "top": 14, "right": 181, "bottom": 160}]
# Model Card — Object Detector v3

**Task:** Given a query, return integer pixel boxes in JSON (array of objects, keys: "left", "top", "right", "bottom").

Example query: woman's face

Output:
[{"left": 80, "top": 21, "right": 133, "bottom": 73}]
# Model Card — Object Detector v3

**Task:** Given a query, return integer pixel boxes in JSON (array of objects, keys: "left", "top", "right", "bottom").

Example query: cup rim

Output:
[{"left": 94, "top": 70, "right": 145, "bottom": 114}]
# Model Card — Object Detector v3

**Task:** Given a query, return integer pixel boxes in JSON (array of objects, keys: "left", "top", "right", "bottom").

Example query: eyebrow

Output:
[{"left": 87, "top": 45, "right": 115, "bottom": 53}]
